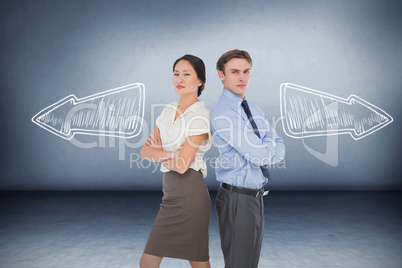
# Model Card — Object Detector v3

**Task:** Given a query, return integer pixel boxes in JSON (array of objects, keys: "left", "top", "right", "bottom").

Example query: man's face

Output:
[{"left": 218, "top": 58, "right": 251, "bottom": 99}]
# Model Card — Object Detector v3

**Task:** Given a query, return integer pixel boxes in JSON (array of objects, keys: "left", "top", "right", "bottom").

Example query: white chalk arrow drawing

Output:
[
  {"left": 32, "top": 83, "right": 145, "bottom": 140},
  {"left": 280, "top": 83, "right": 393, "bottom": 140}
]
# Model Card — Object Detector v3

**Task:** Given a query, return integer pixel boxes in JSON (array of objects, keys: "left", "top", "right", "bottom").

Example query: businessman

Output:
[{"left": 211, "top": 49, "right": 285, "bottom": 268}]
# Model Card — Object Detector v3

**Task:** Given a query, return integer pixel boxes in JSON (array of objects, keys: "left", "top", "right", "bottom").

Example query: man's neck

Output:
[{"left": 224, "top": 87, "right": 245, "bottom": 99}]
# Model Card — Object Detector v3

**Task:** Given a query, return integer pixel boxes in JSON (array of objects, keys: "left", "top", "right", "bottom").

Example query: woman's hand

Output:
[
  {"left": 160, "top": 133, "right": 206, "bottom": 174},
  {"left": 146, "top": 127, "right": 163, "bottom": 150},
  {"left": 141, "top": 126, "right": 177, "bottom": 162}
]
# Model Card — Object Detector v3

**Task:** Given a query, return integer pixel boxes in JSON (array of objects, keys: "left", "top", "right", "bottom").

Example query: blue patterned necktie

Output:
[{"left": 241, "top": 100, "right": 271, "bottom": 180}]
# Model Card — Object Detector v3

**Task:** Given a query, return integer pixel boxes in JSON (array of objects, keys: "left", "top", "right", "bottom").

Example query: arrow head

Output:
[
  {"left": 347, "top": 95, "right": 393, "bottom": 140},
  {"left": 32, "top": 95, "right": 77, "bottom": 140}
]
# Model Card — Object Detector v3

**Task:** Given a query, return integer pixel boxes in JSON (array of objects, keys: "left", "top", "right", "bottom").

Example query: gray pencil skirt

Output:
[{"left": 144, "top": 169, "right": 212, "bottom": 262}]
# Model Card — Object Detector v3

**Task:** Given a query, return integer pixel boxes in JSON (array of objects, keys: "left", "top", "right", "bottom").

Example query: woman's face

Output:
[{"left": 173, "top": 60, "right": 202, "bottom": 96}]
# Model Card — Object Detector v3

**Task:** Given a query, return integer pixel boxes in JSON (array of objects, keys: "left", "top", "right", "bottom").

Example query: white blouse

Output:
[{"left": 156, "top": 101, "right": 211, "bottom": 178}]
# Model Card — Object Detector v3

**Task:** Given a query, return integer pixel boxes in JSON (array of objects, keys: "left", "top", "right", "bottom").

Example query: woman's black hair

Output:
[{"left": 173, "top": 54, "right": 206, "bottom": 97}]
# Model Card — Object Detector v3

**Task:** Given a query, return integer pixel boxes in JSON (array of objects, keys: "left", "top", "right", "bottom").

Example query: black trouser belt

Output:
[{"left": 221, "top": 183, "right": 268, "bottom": 197}]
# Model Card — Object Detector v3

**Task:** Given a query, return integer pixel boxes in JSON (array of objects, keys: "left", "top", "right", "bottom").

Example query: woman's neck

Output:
[{"left": 178, "top": 94, "right": 198, "bottom": 112}]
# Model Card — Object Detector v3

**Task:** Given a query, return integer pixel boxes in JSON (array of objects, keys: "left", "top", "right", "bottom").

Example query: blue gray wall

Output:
[{"left": 1, "top": 0, "right": 401, "bottom": 190}]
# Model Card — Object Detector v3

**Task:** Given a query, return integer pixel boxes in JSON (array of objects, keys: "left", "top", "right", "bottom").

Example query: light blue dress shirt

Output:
[{"left": 211, "top": 88, "right": 285, "bottom": 189}]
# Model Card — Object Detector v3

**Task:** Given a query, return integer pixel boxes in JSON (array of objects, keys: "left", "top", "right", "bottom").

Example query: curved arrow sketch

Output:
[
  {"left": 280, "top": 83, "right": 393, "bottom": 140},
  {"left": 32, "top": 83, "right": 145, "bottom": 140}
]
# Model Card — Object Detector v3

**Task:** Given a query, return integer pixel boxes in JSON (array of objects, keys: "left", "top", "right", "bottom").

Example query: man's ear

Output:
[{"left": 218, "top": 70, "right": 225, "bottom": 81}]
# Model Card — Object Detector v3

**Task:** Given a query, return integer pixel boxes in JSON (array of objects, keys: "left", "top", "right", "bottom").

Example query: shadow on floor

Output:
[{"left": 1, "top": 191, "right": 401, "bottom": 267}]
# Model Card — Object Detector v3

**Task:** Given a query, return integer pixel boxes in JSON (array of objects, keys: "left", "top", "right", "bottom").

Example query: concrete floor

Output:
[{"left": 1, "top": 191, "right": 401, "bottom": 267}]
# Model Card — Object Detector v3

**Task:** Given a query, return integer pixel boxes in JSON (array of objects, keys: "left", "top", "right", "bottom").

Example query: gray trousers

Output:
[{"left": 216, "top": 186, "right": 265, "bottom": 268}]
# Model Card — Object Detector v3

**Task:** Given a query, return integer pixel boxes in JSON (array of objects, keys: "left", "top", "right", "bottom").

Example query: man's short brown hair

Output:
[{"left": 216, "top": 49, "right": 252, "bottom": 72}]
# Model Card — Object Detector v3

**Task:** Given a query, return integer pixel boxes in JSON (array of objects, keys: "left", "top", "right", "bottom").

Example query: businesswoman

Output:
[{"left": 139, "top": 55, "right": 212, "bottom": 268}]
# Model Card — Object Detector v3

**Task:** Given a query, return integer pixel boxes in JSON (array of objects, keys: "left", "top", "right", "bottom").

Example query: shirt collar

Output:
[
  {"left": 221, "top": 88, "right": 246, "bottom": 108},
  {"left": 173, "top": 100, "right": 205, "bottom": 114},
  {"left": 187, "top": 100, "right": 205, "bottom": 113}
]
